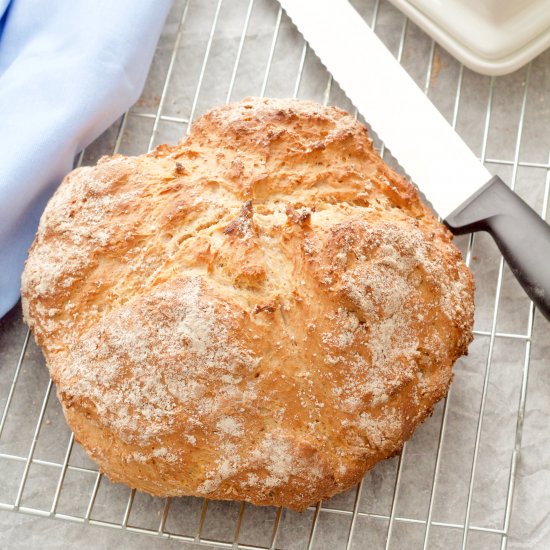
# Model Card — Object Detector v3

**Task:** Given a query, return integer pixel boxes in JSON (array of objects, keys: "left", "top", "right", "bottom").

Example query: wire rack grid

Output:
[{"left": 1, "top": 0, "right": 550, "bottom": 548}]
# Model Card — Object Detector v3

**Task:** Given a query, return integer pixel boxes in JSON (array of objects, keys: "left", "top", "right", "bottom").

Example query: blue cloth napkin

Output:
[{"left": 0, "top": 0, "right": 172, "bottom": 317}]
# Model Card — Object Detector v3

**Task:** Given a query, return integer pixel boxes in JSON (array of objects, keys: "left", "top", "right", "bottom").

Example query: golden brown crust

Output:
[{"left": 21, "top": 98, "right": 474, "bottom": 511}]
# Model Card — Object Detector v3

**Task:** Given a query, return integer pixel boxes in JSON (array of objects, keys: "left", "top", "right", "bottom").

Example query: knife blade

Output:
[{"left": 279, "top": 0, "right": 550, "bottom": 321}]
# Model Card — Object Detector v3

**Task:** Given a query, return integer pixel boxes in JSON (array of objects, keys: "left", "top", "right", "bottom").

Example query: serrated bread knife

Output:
[{"left": 279, "top": 0, "right": 550, "bottom": 321}]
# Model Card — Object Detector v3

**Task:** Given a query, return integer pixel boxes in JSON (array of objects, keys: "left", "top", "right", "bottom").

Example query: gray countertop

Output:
[{"left": 1, "top": 0, "right": 550, "bottom": 548}]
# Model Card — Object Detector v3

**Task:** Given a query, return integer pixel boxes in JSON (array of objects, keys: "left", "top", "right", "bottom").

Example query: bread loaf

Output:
[{"left": 22, "top": 98, "right": 474, "bottom": 510}]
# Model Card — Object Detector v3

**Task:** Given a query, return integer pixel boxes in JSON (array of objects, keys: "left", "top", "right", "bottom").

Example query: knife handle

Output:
[{"left": 445, "top": 175, "right": 550, "bottom": 322}]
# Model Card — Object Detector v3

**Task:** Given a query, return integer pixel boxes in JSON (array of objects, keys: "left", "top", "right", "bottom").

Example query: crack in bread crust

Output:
[{"left": 21, "top": 98, "right": 474, "bottom": 511}]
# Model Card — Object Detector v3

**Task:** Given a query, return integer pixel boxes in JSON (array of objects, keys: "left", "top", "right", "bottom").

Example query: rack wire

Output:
[{"left": 1, "top": 0, "right": 549, "bottom": 548}]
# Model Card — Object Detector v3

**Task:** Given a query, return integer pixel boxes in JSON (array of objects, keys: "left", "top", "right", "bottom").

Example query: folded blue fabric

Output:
[{"left": 0, "top": 0, "right": 172, "bottom": 317}]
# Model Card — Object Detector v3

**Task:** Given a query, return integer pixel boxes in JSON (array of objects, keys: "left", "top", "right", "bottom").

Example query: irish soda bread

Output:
[{"left": 22, "top": 98, "right": 474, "bottom": 511}]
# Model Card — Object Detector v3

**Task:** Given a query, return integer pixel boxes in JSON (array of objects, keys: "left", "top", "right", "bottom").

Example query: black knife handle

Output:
[{"left": 445, "top": 175, "right": 550, "bottom": 321}]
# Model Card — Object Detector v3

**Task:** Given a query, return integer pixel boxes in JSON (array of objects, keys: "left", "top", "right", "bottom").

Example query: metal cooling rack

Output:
[{"left": 1, "top": 0, "right": 550, "bottom": 548}]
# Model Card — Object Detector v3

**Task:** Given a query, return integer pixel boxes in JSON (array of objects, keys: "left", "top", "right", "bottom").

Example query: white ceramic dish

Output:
[{"left": 388, "top": 0, "right": 550, "bottom": 75}]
